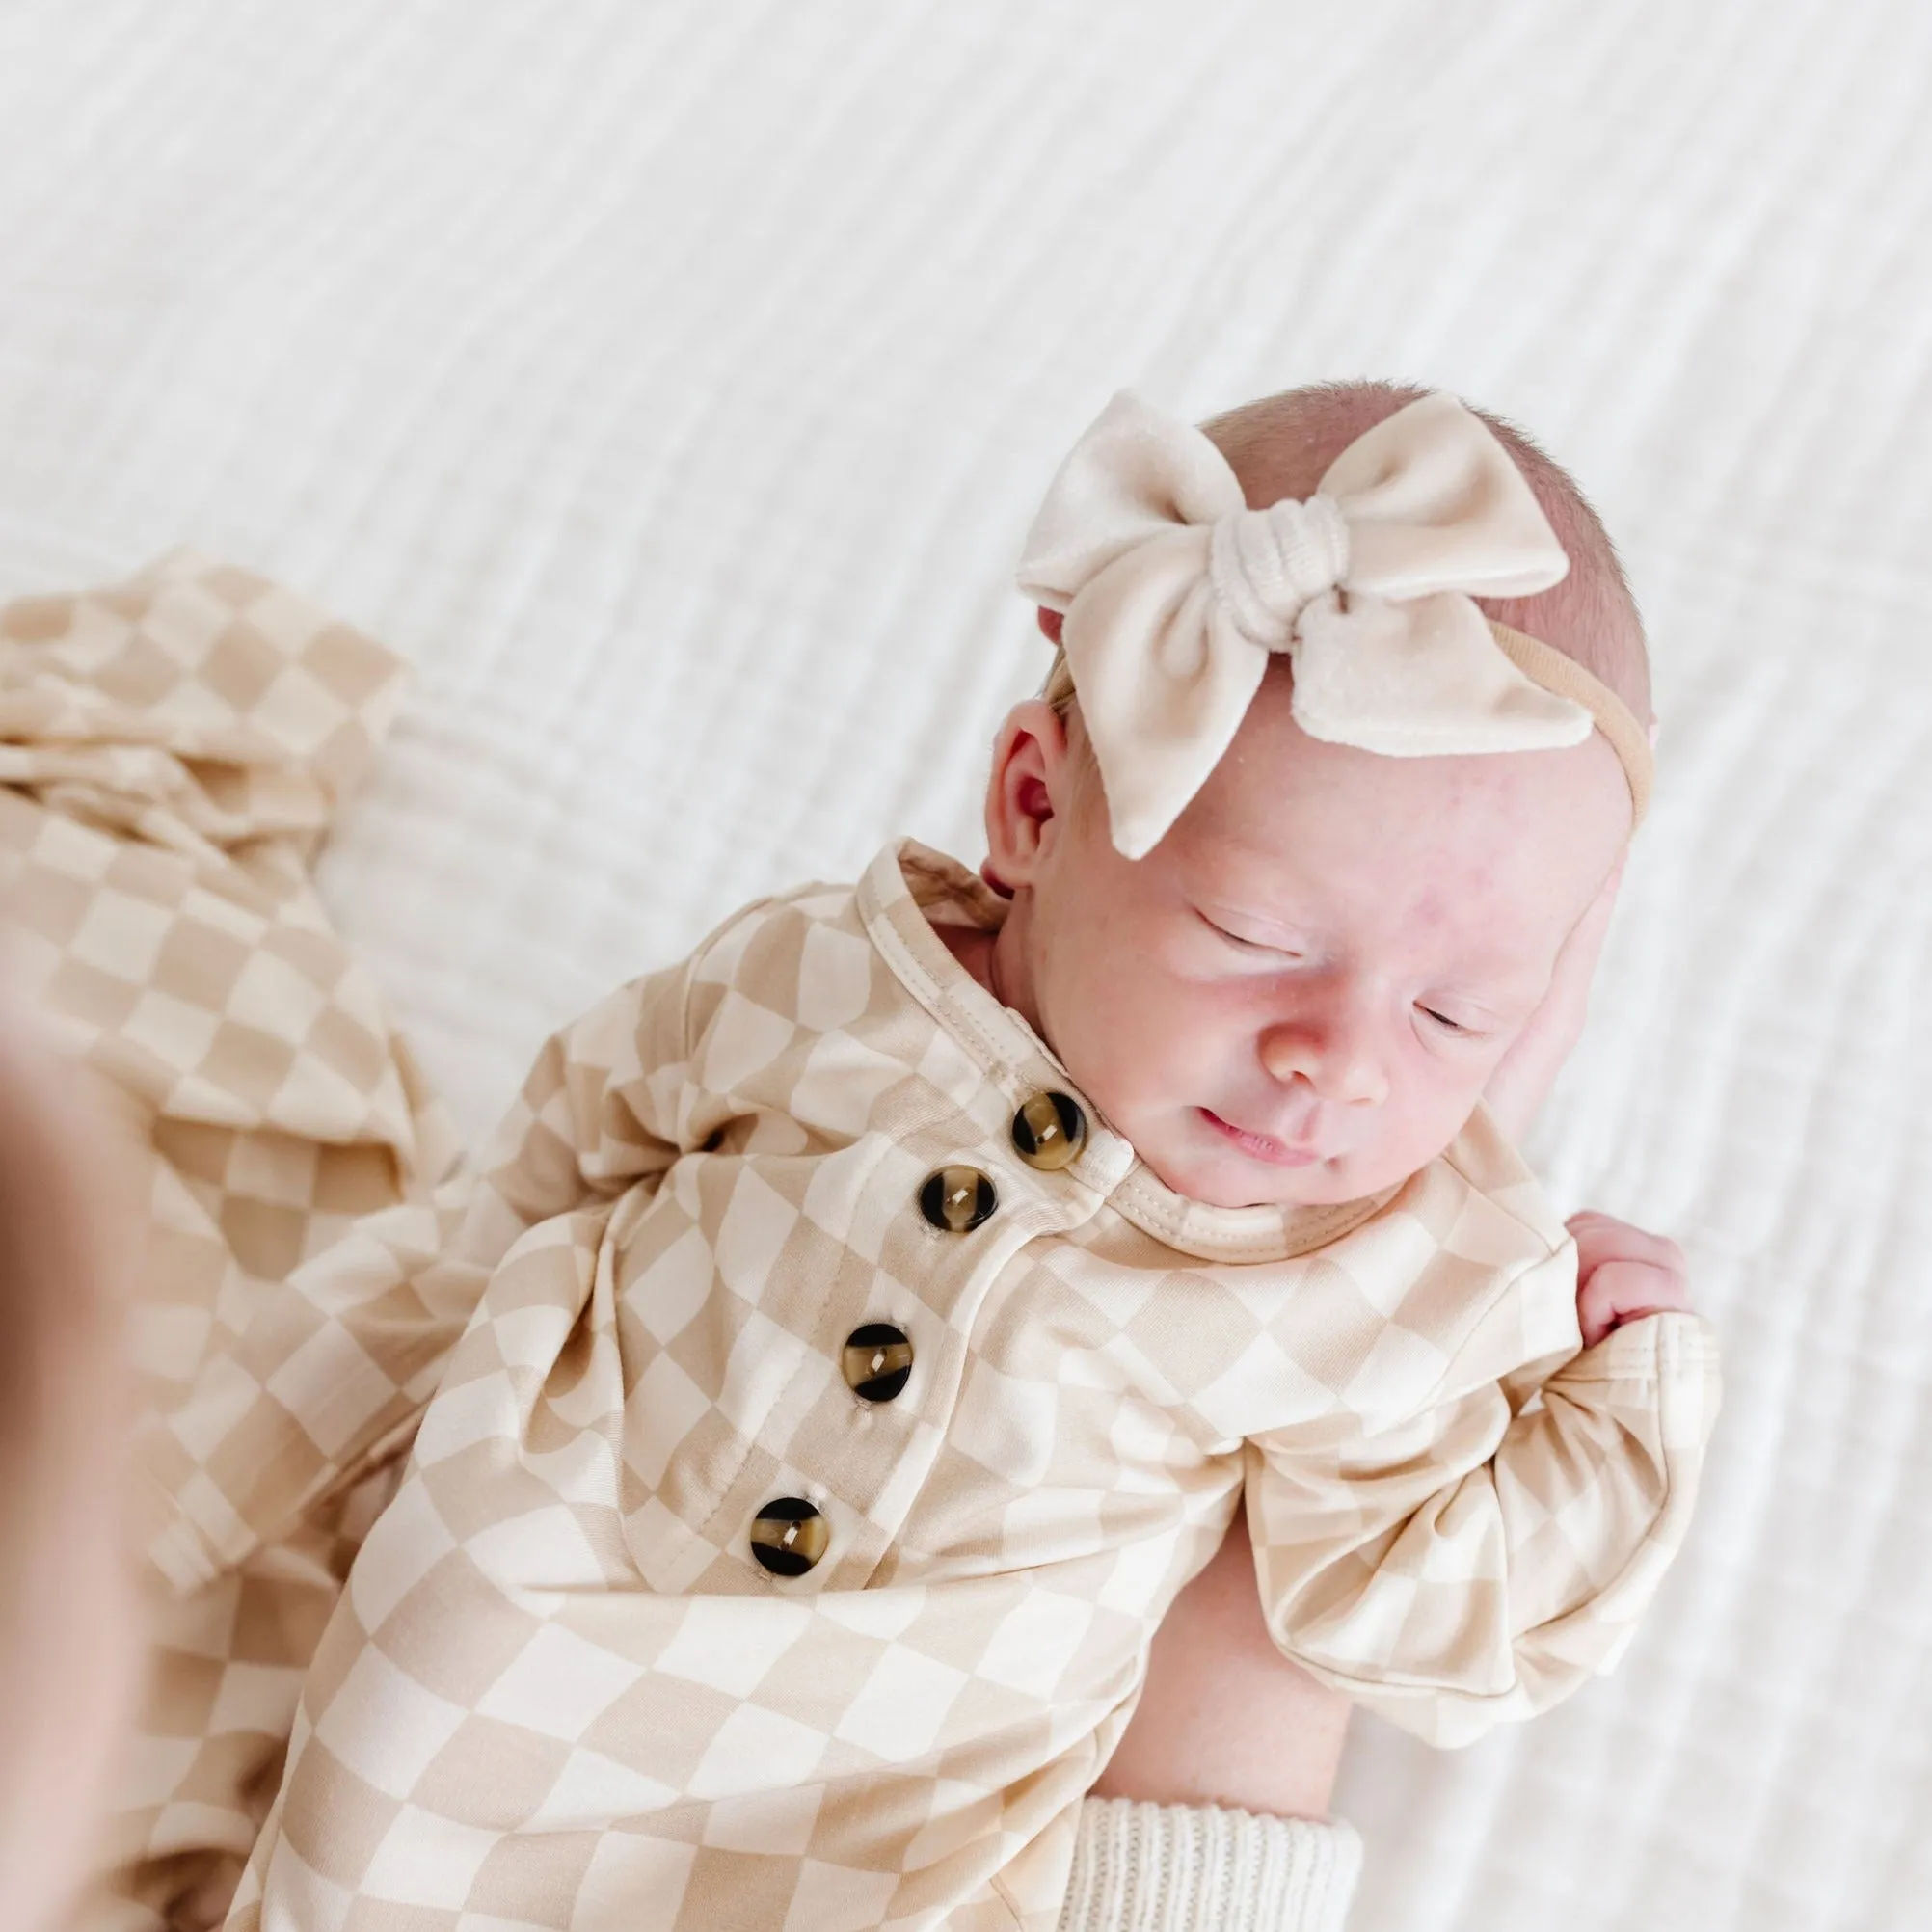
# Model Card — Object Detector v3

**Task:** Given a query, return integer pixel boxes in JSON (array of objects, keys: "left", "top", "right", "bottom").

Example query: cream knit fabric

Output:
[{"left": 1058, "top": 1799, "right": 1360, "bottom": 1932}]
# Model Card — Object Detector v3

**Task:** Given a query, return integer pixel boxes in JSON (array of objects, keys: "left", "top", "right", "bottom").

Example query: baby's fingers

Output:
[
  {"left": 1567, "top": 1211, "right": 1686, "bottom": 1279},
  {"left": 1576, "top": 1257, "right": 1692, "bottom": 1349}
]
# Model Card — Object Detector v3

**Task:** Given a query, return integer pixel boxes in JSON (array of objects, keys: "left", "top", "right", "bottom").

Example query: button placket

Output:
[{"left": 750, "top": 1114, "right": 1110, "bottom": 1585}]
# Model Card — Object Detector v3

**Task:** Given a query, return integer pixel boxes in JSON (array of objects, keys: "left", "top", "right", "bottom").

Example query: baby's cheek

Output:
[
  {"left": 1095, "top": 999, "right": 1216, "bottom": 1137},
  {"left": 1101, "top": 990, "right": 1201, "bottom": 1099},
  {"left": 1044, "top": 963, "right": 1164, "bottom": 1109},
  {"left": 1048, "top": 913, "right": 1231, "bottom": 1108},
  {"left": 1395, "top": 1063, "right": 1494, "bottom": 1160}
]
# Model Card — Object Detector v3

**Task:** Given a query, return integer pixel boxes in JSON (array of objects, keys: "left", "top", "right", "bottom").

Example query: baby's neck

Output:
[{"left": 933, "top": 896, "right": 1043, "bottom": 1041}]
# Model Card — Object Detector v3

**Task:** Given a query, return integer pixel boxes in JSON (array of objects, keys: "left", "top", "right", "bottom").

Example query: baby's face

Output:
[{"left": 997, "top": 672, "right": 1631, "bottom": 1209}]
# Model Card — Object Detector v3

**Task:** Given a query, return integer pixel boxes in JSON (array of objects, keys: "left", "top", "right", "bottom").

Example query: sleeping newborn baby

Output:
[{"left": 225, "top": 383, "right": 1719, "bottom": 1932}]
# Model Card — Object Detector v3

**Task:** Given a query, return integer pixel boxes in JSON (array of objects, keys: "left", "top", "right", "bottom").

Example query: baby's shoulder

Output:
[
  {"left": 669, "top": 872, "right": 918, "bottom": 1085},
  {"left": 683, "top": 873, "right": 871, "bottom": 990},
  {"left": 1355, "top": 1111, "right": 1580, "bottom": 1402},
  {"left": 1265, "top": 1113, "right": 1578, "bottom": 1415},
  {"left": 1435, "top": 1101, "right": 1571, "bottom": 1258}
]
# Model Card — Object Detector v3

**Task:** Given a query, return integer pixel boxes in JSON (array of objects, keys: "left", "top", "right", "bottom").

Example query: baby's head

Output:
[{"left": 976, "top": 382, "right": 1648, "bottom": 1210}]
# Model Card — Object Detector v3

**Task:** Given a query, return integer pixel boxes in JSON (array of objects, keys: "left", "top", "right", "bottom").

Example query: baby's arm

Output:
[
  {"left": 151, "top": 959, "right": 707, "bottom": 1587},
  {"left": 1245, "top": 1250, "right": 1720, "bottom": 1747},
  {"left": 1090, "top": 1504, "right": 1353, "bottom": 1818},
  {"left": 1099, "top": 1214, "right": 1698, "bottom": 1807}
]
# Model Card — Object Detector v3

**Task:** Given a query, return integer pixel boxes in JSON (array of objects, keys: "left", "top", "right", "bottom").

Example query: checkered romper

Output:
[
  {"left": 2, "top": 560, "right": 1718, "bottom": 1932},
  {"left": 218, "top": 858, "right": 1717, "bottom": 1928}
]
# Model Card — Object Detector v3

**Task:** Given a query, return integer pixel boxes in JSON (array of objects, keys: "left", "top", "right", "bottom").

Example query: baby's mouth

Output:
[{"left": 1197, "top": 1108, "right": 1325, "bottom": 1167}]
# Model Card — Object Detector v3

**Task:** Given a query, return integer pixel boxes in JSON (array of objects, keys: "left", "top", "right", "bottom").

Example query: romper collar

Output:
[{"left": 856, "top": 840, "right": 1394, "bottom": 1265}]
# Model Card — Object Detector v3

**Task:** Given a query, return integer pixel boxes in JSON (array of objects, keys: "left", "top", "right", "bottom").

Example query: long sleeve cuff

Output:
[{"left": 1058, "top": 1797, "right": 1361, "bottom": 1932}]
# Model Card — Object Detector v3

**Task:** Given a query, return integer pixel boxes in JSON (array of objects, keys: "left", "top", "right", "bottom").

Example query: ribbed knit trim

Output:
[{"left": 1058, "top": 1797, "right": 1362, "bottom": 1932}]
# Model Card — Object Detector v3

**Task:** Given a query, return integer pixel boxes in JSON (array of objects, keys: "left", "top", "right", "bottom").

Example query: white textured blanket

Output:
[{"left": 3, "top": 4, "right": 1929, "bottom": 1928}]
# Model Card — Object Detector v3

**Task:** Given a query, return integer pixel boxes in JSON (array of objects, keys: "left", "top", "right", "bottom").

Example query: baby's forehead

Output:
[
  {"left": 1185, "top": 806, "right": 1546, "bottom": 929},
  {"left": 1179, "top": 723, "right": 1620, "bottom": 961}
]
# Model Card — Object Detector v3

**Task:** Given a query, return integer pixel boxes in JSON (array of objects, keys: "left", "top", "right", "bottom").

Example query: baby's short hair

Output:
[{"left": 1041, "top": 379, "right": 1650, "bottom": 735}]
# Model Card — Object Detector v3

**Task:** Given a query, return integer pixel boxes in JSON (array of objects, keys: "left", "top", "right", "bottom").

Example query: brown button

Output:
[
  {"left": 750, "top": 1499, "right": 828, "bottom": 1577},
  {"left": 1011, "top": 1091, "right": 1087, "bottom": 1170},
  {"left": 919, "top": 1166, "right": 997, "bottom": 1233},
  {"left": 843, "top": 1323, "right": 914, "bottom": 1403}
]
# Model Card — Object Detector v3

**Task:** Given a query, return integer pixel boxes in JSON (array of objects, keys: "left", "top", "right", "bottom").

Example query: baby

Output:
[{"left": 216, "top": 383, "right": 1719, "bottom": 1932}]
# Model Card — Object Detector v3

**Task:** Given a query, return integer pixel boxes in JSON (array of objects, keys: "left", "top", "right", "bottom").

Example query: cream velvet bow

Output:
[{"left": 1017, "top": 390, "right": 1595, "bottom": 859}]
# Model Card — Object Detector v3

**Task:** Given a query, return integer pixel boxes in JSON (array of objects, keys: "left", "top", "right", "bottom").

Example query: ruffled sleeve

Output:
[{"left": 1245, "top": 1243, "right": 1722, "bottom": 1747}]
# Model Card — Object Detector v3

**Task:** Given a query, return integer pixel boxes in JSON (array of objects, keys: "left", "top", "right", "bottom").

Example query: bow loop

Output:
[
  {"left": 1016, "top": 389, "right": 1597, "bottom": 859},
  {"left": 1206, "top": 496, "right": 1351, "bottom": 649}
]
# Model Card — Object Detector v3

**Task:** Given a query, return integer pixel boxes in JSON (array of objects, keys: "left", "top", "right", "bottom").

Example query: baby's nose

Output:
[{"left": 1258, "top": 1010, "right": 1389, "bottom": 1109}]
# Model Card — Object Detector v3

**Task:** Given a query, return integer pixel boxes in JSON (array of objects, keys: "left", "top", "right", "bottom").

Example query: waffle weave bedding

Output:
[{"left": 2, "top": 4, "right": 1930, "bottom": 1928}]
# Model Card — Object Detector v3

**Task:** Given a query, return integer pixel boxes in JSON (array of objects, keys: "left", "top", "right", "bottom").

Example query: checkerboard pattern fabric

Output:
[
  {"left": 216, "top": 835, "right": 1720, "bottom": 1931},
  {"left": 0, "top": 554, "right": 472, "bottom": 1931}
]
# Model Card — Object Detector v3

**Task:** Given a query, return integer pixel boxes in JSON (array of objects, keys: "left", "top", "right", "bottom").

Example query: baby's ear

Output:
[{"left": 983, "top": 699, "right": 1071, "bottom": 892}]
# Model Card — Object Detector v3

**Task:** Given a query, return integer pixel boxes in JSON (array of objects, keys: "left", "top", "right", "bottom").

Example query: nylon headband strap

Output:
[{"left": 1488, "top": 622, "right": 1652, "bottom": 828}]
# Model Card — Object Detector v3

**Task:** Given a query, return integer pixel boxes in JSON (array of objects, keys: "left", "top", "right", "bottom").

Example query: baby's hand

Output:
[{"left": 1568, "top": 1209, "right": 1692, "bottom": 1348}]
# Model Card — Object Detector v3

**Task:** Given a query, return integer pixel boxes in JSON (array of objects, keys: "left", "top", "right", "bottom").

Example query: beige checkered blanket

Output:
[
  {"left": 3, "top": 560, "right": 1718, "bottom": 1932},
  {"left": 0, "top": 555, "right": 471, "bottom": 1929}
]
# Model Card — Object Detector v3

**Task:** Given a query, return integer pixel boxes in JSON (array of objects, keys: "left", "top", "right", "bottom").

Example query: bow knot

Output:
[
  {"left": 1207, "top": 496, "right": 1351, "bottom": 650},
  {"left": 1017, "top": 389, "right": 1596, "bottom": 859}
]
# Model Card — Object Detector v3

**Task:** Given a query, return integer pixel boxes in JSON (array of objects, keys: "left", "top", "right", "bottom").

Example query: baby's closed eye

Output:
[
  {"left": 1195, "top": 909, "right": 1305, "bottom": 963},
  {"left": 1414, "top": 998, "right": 1522, "bottom": 1041}
]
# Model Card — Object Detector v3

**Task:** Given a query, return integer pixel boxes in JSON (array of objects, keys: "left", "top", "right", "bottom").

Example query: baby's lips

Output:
[{"left": 1199, "top": 1107, "right": 1326, "bottom": 1167}]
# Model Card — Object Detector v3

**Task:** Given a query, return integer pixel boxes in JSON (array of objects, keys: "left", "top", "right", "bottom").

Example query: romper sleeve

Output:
[
  {"left": 1243, "top": 1245, "right": 1722, "bottom": 1748},
  {"left": 149, "top": 950, "right": 717, "bottom": 1590}
]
